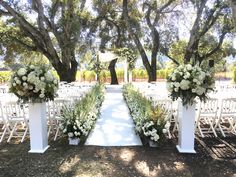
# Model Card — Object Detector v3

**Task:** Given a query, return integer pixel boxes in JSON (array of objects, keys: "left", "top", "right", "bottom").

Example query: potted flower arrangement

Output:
[
  {"left": 9, "top": 65, "right": 58, "bottom": 103},
  {"left": 123, "top": 84, "right": 170, "bottom": 147},
  {"left": 166, "top": 64, "right": 215, "bottom": 106},
  {"left": 61, "top": 84, "right": 104, "bottom": 145},
  {"left": 166, "top": 64, "right": 215, "bottom": 153},
  {"left": 9, "top": 64, "right": 58, "bottom": 153}
]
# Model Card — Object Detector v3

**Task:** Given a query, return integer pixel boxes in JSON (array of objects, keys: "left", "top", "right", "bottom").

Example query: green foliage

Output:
[
  {"left": 123, "top": 84, "right": 168, "bottom": 145},
  {"left": 115, "top": 47, "right": 137, "bottom": 70},
  {"left": 169, "top": 40, "right": 187, "bottom": 64},
  {"left": 0, "top": 71, "right": 11, "bottom": 83},
  {"left": 61, "top": 84, "right": 105, "bottom": 140}
]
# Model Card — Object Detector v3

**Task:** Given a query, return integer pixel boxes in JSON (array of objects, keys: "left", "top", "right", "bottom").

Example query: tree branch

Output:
[{"left": 200, "top": 31, "right": 227, "bottom": 59}]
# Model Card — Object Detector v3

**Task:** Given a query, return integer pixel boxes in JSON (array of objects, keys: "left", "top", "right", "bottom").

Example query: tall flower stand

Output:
[
  {"left": 176, "top": 102, "right": 196, "bottom": 153},
  {"left": 28, "top": 102, "right": 49, "bottom": 153}
]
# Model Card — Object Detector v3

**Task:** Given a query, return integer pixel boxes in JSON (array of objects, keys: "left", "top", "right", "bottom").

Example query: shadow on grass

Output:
[{"left": 0, "top": 136, "right": 235, "bottom": 177}]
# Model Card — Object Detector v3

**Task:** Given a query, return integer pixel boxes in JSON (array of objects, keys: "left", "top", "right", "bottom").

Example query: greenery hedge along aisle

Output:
[
  {"left": 123, "top": 84, "right": 170, "bottom": 146},
  {"left": 61, "top": 84, "right": 105, "bottom": 142}
]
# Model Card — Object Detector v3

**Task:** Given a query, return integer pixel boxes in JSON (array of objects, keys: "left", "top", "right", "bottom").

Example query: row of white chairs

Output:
[
  {"left": 149, "top": 97, "right": 236, "bottom": 138},
  {"left": 0, "top": 83, "right": 92, "bottom": 144},
  {"left": 0, "top": 99, "right": 73, "bottom": 143}
]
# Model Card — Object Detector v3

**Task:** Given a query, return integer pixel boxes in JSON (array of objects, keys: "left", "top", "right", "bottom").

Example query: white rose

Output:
[
  {"left": 174, "top": 82, "right": 180, "bottom": 88},
  {"left": 166, "top": 83, "right": 173, "bottom": 92},
  {"left": 68, "top": 132, "right": 74, "bottom": 138},
  {"left": 183, "top": 72, "right": 190, "bottom": 79},
  {"left": 195, "top": 86, "right": 206, "bottom": 95},
  {"left": 22, "top": 76, "right": 27, "bottom": 81},
  {"left": 17, "top": 68, "right": 27, "bottom": 76},
  {"left": 40, "top": 77, "right": 45, "bottom": 81},
  {"left": 162, "top": 129, "right": 167, "bottom": 134},
  {"left": 180, "top": 80, "right": 190, "bottom": 90},
  {"left": 16, "top": 80, "right": 21, "bottom": 85},
  {"left": 45, "top": 71, "right": 54, "bottom": 82},
  {"left": 186, "top": 64, "right": 192, "bottom": 71},
  {"left": 39, "top": 93, "right": 45, "bottom": 98},
  {"left": 174, "top": 87, "right": 179, "bottom": 92},
  {"left": 12, "top": 83, "right": 17, "bottom": 87},
  {"left": 29, "top": 86, "right": 34, "bottom": 90}
]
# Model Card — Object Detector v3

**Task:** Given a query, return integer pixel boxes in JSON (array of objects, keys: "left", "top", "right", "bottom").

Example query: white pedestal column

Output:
[
  {"left": 28, "top": 102, "right": 49, "bottom": 153},
  {"left": 124, "top": 59, "right": 128, "bottom": 83},
  {"left": 176, "top": 102, "right": 196, "bottom": 153},
  {"left": 128, "top": 71, "right": 132, "bottom": 83}
]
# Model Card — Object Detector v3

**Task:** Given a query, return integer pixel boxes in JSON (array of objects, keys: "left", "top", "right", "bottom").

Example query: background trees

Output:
[
  {"left": 0, "top": 0, "right": 235, "bottom": 83},
  {"left": 0, "top": 0, "right": 90, "bottom": 82}
]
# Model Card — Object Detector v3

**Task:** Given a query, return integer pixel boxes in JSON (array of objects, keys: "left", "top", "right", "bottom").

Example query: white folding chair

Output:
[
  {"left": 196, "top": 98, "right": 218, "bottom": 137},
  {"left": 0, "top": 102, "right": 11, "bottom": 143},
  {"left": 4, "top": 102, "right": 28, "bottom": 143},
  {"left": 215, "top": 98, "right": 236, "bottom": 137},
  {"left": 48, "top": 99, "right": 71, "bottom": 140}
]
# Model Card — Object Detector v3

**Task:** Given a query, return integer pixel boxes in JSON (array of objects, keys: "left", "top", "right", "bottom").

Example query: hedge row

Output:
[
  {"left": 77, "top": 69, "right": 172, "bottom": 82},
  {"left": 234, "top": 68, "right": 236, "bottom": 83},
  {"left": 1, "top": 68, "right": 231, "bottom": 83}
]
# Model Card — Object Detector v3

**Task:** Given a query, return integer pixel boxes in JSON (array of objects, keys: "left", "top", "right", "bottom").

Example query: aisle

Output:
[{"left": 85, "top": 85, "right": 142, "bottom": 146}]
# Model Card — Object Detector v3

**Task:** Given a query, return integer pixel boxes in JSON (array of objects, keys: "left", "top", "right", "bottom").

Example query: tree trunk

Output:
[
  {"left": 109, "top": 59, "right": 118, "bottom": 85},
  {"left": 54, "top": 59, "right": 78, "bottom": 82},
  {"left": 149, "top": 63, "right": 156, "bottom": 82},
  {"left": 230, "top": 0, "right": 236, "bottom": 27}
]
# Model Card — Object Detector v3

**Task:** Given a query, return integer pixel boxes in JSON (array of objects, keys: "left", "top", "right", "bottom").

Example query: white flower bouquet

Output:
[
  {"left": 167, "top": 64, "right": 215, "bottom": 106},
  {"left": 9, "top": 65, "right": 59, "bottom": 103}
]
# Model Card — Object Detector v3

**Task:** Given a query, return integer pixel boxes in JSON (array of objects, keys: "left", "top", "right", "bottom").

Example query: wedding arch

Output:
[{"left": 97, "top": 48, "right": 136, "bottom": 83}]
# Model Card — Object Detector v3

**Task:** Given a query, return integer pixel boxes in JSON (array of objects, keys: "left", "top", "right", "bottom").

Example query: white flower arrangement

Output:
[
  {"left": 167, "top": 64, "right": 215, "bottom": 105},
  {"left": 61, "top": 84, "right": 105, "bottom": 140},
  {"left": 9, "top": 65, "right": 59, "bottom": 103},
  {"left": 123, "top": 84, "right": 169, "bottom": 145}
]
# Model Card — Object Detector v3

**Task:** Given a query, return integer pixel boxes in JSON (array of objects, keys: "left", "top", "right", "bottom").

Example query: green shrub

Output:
[
  {"left": 233, "top": 67, "right": 236, "bottom": 83},
  {"left": 61, "top": 84, "right": 105, "bottom": 141},
  {"left": 123, "top": 84, "right": 169, "bottom": 145},
  {"left": 84, "top": 71, "right": 96, "bottom": 82}
]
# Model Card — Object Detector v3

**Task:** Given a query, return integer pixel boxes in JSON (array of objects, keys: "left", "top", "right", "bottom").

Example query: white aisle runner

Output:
[{"left": 85, "top": 85, "right": 142, "bottom": 146}]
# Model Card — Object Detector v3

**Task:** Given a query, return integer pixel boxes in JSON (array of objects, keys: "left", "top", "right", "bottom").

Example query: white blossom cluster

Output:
[
  {"left": 167, "top": 64, "right": 215, "bottom": 105},
  {"left": 123, "top": 84, "right": 169, "bottom": 143},
  {"left": 9, "top": 65, "right": 58, "bottom": 102},
  {"left": 61, "top": 84, "right": 105, "bottom": 139}
]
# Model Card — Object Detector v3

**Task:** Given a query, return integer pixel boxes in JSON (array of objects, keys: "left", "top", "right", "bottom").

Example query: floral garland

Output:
[
  {"left": 123, "top": 84, "right": 170, "bottom": 145},
  {"left": 166, "top": 64, "right": 215, "bottom": 106},
  {"left": 9, "top": 65, "right": 58, "bottom": 103},
  {"left": 116, "top": 47, "right": 136, "bottom": 70},
  {"left": 61, "top": 84, "right": 105, "bottom": 140}
]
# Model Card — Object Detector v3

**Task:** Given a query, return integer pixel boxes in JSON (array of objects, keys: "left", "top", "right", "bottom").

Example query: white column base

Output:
[
  {"left": 28, "top": 102, "right": 49, "bottom": 154},
  {"left": 177, "top": 102, "right": 196, "bottom": 154},
  {"left": 29, "top": 145, "right": 50, "bottom": 153},
  {"left": 176, "top": 145, "right": 196, "bottom": 153}
]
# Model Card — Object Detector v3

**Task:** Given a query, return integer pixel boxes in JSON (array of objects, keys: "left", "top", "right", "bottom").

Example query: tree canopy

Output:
[{"left": 0, "top": 0, "right": 235, "bottom": 82}]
